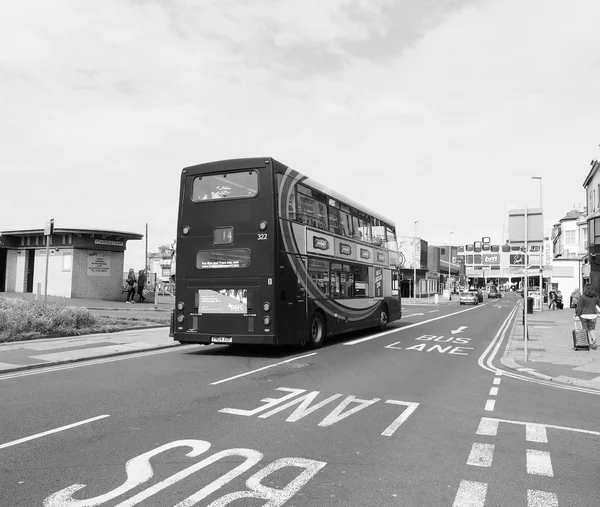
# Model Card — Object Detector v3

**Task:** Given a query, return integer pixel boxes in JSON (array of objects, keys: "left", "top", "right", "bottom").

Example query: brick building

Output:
[{"left": 0, "top": 228, "right": 142, "bottom": 301}]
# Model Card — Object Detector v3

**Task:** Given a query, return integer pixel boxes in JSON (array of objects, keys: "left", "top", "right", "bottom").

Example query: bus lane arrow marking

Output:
[{"left": 451, "top": 326, "right": 468, "bottom": 335}]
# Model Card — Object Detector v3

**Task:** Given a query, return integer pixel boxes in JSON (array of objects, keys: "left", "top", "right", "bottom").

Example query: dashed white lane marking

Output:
[
  {"left": 452, "top": 480, "right": 487, "bottom": 507},
  {"left": 476, "top": 418, "right": 499, "bottom": 436},
  {"left": 484, "top": 400, "right": 495, "bottom": 411},
  {"left": 466, "top": 443, "right": 494, "bottom": 467},
  {"left": 527, "top": 489, "right": 558, "bottom": 507},
  {"left": 489, "top": 387, "right": 499, "bottom": 396},
  {"left": 492, "top": 377, "right": 501, "bottom": 385},
  {"left": 428, "top": 310, "right": 439, "bottom": 313},
  {"left": 210, "top": 353, "right": 317, "bottom": 385},
  {"left": 0, "top": 414, "right": 110, "bottom": 449},
  {"left": 526, "top": 423, "right": 548, "bottom": 443},
  {"left": 526, "top": 449, "right": 554, "bottom": 477}
]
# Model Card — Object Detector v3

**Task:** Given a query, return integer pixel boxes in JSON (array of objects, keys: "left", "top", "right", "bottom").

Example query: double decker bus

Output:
[{"left": 171, "top": 157, "right": 401, "bottom": 348}]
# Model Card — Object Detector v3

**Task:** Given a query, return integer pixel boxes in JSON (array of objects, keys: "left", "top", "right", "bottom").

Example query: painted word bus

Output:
[{"left": 170, "top": 157, "right": 401, "bottom": 347}]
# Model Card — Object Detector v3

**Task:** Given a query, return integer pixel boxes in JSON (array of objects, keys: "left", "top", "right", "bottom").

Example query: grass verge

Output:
[{"left": 0, "top": 298, "right": 166, "bottom": 342}]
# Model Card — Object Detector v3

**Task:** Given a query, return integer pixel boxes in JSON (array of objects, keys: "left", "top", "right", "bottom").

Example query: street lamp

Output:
[
  {"left": 532, "top": 176, "right": 543, "bottom": 311},
  {"left": 449, "top": 231, "right": 455, "bottom": 298},
  {"left": 414, "top": 220, "right": 419, "bottom": 302}
]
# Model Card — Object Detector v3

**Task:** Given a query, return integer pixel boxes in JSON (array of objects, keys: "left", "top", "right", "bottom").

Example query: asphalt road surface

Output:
[{"left": 1, "top": 293, "right": 598, "bottom": 506}]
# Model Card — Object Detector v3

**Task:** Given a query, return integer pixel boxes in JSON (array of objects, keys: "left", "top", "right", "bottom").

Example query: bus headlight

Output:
[
  {"left": 177, "top": 301, "right": 185, "bottom": 311},
  {"left": 263, "top": 302, "right": 271, "bottom": 312},
  {"left": 182, "top": 226, "right": 191, "bottom": 235},
  {"left": 263, "top": 317, "right": 271, "bottom": 326},
  {"left": 177, "top": 315, "right": 185, "bottom": 323}
]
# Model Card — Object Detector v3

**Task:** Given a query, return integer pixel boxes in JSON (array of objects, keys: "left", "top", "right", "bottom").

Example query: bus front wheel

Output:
[
  {"left": 308, "top": 313, "right": 325, "bottom": 349},
  {"left": 379, "top": 306, "right": 389, "bottom": 331}
]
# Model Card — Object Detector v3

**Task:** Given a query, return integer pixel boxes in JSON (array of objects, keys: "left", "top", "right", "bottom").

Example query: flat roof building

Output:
[{"left": 0, "top": 227, "right": 142, "bottom": 301}]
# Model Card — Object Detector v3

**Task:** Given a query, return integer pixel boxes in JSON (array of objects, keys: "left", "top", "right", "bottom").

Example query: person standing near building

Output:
[
  {"left": 126, "top": 268, "right": 137, "bottom": 304},
  {"left": 137, "top": 269, "right": 147, "bottom": 303},
  {"left": 575, "top": 283, "right": 599, "bottom": 349}
]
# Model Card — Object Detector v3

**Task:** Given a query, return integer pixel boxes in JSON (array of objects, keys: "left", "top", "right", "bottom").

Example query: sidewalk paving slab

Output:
[{"left": 501, "top": 302, "right": 600, "bottom": 390}]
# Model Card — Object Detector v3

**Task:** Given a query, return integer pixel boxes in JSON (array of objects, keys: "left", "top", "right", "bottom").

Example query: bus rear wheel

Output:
[
  {"left": 308, "top": 313, "right": 325, "bottom": 349},
  {"left": 379, "top": 306, "right": 389, "bottom": 331}
]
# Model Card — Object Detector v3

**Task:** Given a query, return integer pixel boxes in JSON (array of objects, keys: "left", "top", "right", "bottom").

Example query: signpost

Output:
[
  {"left": 508, "top": 208, "right": 543, "bottom": 362},
  {"left": 43, "top": 218, "right": 54, "bottom": 302}
]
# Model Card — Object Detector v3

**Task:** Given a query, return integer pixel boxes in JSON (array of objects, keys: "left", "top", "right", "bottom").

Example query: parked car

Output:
[
  {"left": 488, "top": 287, "right": 502, "bottom": 299},
  {"left": 460, "top": 290, "right": 480, "bottom": 305}
]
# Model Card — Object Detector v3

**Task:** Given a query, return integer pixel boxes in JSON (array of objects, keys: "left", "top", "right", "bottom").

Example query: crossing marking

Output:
[
  {"left": 452, "top": 480, "right": 487, "bottom": 507},
  {"left": 466, "top": 443, "right": 494, "bottom": 467},
  {"left": 526, "top": 449, "right": 553, "bottom": 477},
  {"left": 527, "top": 489, "right": 558, "bottom": 507}
]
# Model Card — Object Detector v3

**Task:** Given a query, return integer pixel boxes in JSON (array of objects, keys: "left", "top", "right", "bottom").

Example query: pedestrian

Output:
[
  {"left": 137, "top": 269, "right": 147, "bottom": 303},
  {"left": 548, "top": 289, "right": 557, "bottom": 310},
  {"left": 570, "top": 288, "right": 581, "bottom": 308},
  {"left": 125, "top": 268, "right": 137, "bottom": 303},
  {"left": 556, "top": 290, "right": 563, "bottom": 310},
  {"left": 575, "top": 283, "right": 599, "bottom": 349}
]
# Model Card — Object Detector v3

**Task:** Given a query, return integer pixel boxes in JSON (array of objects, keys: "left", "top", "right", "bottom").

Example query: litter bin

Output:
[{"left": 522, "top": 296, "right": 534, "bottom": 324}]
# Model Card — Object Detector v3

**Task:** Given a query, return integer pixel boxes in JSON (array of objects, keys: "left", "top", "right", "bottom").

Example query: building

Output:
[
  {"left": 398, "top": 236, "right": 430, "bottom": 298},
  {"left": 0, "top": 227, "right": 142, "bottom": 300},
  {"left": 583, "top": 159, "right": 600, "bottom": 292},
  {"left": 550, "top": 208, "right": 587, "bottom": 297},
  {"left": 148, "top": 244, "right": 175, "bottom": 288}
]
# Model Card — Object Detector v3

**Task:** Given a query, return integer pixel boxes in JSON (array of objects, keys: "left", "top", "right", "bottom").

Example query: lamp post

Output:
[
  {"left": 449, "top": 231, "right": 455, "bottom": 299},
  {"left": 532, "top": 176, "right": 543, "bottom": 311},
  {"left": 414, "top": 220, "right": 419, "bottom": 302}
]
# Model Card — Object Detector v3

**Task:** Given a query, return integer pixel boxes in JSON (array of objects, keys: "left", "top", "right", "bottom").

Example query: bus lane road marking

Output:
[
  {"left": 385, "top": 334, "right": 475, "bottom": 356},
  {"left": 211, "top": 353, "right": 317, "bottom": 385},
  {"left": 0, "top": 414, "right": 110, "bottom": 450},
  {"left": 219, "top": 386, "right": 419, "bottom": 437},
  {"left": 344, "top": 304, "right": 487, "bottom": 346},
  {"left": 43, "top": 438, "right": 325, "bottom": 507}
]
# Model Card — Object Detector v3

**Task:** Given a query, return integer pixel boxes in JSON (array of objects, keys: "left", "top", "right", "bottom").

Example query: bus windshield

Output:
[{"left": 192, "top": 170, "right": 258, "bottom": 201}]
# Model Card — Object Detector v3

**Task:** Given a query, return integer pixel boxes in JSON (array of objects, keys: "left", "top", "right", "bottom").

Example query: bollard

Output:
[{"left": 154, "top": 283, "right": 158, "bottom": 311}]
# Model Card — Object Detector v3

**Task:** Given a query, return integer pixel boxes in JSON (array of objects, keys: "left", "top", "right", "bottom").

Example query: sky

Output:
[{"left": 2, "top": 0, "right": 600, "bottom": 269}]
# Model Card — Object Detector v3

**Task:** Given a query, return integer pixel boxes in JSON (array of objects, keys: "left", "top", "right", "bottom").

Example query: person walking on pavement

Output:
[
  {"left": 125, "top": 268, "right": 137, "bottom": 304},
  {"left": 575, "top": 283, "right": 599, "bottom": 349},
  {"left": 548, "top": 289, "right": 557, "bottom": 310},
  {"left": 137, "top": 269, "right": 147, "bottom": 303}
]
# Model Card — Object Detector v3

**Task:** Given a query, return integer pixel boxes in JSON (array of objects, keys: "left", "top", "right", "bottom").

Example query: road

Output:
[{"left": 1, "top": 293, "right": 598, "bottom": 506}]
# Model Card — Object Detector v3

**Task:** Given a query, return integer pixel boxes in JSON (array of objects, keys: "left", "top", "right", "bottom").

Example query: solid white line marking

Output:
[
  {"left": 526, "top": 423, "right": 548, "bottom": 443},
  {"left": 527, "top": 489, "right": 558, "bottom": 507},
  {"left": 0, "top": 346, "right": 199, "bottom": 380},
  {"left": 492, "top": 378, "right": 501, "bottom": 385},
  {"left": 484, "top": 400, "right": 495, "bottom": 411},
  {"left": 489, "top": 387, "right": 499, "bottom": 396},
  {"left": 476, "top": 418, "right": 499, "bottom": 436},
  {"left": 467, "top": 443, "right": 495, "bottom": 467},
  {"left": 483, "top": 416, "right": 600, "bottom": 436},
  {"left": 344, "top": 304, "right": 487, "bottom": 345},
  {"left": 0, "top": 415, "right": 110, "bottom": 449},
  {"left": 210, "top": 353, "right": 317, "bottom": 385},
  {"left": 452, "top": 480, "right": 487, "bottom": 507},
  {"left": 526, "top": 449, "right": 553, "bottom": 476}
]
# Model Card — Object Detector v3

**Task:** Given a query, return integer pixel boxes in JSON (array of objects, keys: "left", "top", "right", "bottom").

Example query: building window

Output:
[
  {"left": 564, "top": 230, "right": 576, "bottom": 245},
  {"left": 62, "top": 252, "right": 72, "bottom": 272}
]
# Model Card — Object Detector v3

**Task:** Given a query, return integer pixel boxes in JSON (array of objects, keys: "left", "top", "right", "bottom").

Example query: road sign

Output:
[{"left": 44, "top": 218, "right": 54, "bottom": 236}]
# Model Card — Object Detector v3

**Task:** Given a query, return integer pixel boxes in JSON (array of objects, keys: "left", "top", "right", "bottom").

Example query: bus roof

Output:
[{"left": 182, "top": 157, "right": 396, "bottom": 228}]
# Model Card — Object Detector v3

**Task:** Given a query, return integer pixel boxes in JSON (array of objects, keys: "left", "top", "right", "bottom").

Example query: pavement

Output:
[
  {"left": 0, "top": 292, "right": 178, "bottom": 374},
  {"left": 501, "top": 299, "right": 600, "bottom": 390},
  {"left": 2, "top": 292, "right": 600, "bottom": 391}
]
